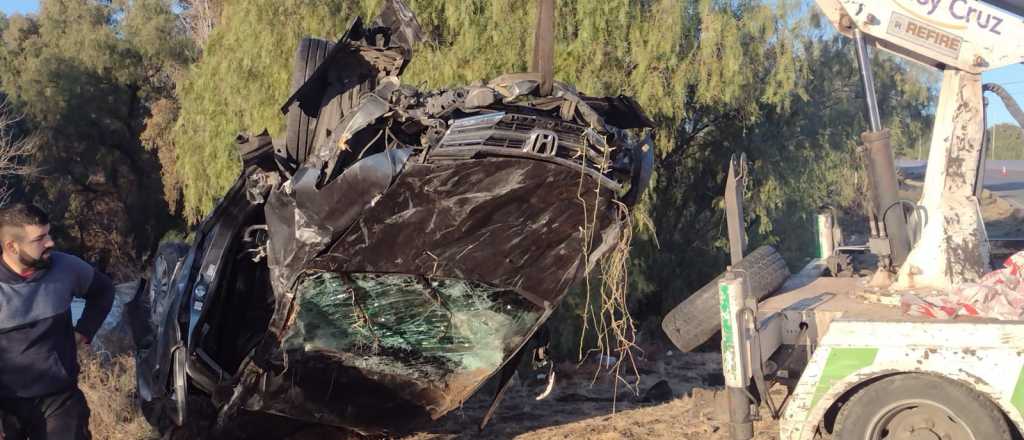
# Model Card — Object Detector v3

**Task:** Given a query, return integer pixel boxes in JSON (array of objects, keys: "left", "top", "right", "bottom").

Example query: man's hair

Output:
[{"left": 0, "top": 203, "right": 50, "bottom": 236}]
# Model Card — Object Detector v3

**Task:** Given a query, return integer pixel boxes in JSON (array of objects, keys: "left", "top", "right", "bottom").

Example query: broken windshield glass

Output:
[{"left": 284, "top": 272, "right": 542, "bottom": 382}]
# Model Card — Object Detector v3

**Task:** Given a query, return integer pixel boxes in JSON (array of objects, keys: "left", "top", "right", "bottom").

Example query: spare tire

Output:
[
  {"left": 661, "top": 246, "right": 789, "bottom": 352},
  {"left": 284, "top": 37, "right": 332, "bottom": 171}
]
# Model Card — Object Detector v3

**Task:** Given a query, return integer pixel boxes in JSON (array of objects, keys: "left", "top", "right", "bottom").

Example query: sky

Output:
[
  {"left": 983, "top": 65, "right": 1024, "bottom": 126},
  {"left": 1, "top": 0, "right": 1022, "bottom": 126},
  {"left": 0, "top": 0, "right": 37, "bottom": 16}
]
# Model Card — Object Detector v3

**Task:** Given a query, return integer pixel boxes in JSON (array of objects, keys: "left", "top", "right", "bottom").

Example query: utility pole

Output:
[{"left": 993, "top": 124, "right": 998, "bottom": 161}]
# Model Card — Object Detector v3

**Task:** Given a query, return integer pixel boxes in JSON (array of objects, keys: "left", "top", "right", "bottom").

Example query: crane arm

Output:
[{"left": 815, "top": 0, "right": 1024, "bottom": 74}]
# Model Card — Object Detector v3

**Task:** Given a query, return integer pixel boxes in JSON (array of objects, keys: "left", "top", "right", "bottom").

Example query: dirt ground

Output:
[
  {"left": 979, "top": 188, "right": 1024, "bottom": 239},
  {"left": 277, "top": 353, "right": 781, "bottom": 440},
  {"left": 145, "top": 351, "right": 780, "bottom": 440},
  {"left": 388, "top": 352, "right": 780, "bottom": 440}
]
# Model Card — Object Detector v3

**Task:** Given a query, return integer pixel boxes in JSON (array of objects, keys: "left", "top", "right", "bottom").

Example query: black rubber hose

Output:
[{"left": 984, "top": 82, "right": 1024, "bottom": 129}]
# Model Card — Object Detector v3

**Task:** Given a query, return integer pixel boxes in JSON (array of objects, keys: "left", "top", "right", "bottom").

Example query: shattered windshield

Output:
[{"left": 284, "top": 272, "right": 543, "bottom": 379}]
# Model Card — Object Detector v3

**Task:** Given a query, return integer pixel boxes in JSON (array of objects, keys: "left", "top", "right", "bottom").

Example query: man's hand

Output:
[{"left": 74, "top": 332, "right": 89, "bottom": 347}]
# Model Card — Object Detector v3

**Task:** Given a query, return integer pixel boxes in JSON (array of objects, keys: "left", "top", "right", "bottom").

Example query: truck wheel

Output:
[
  {"left": 834, "top": 374, "right": 1010, "bottom": 440},
  {"left": 284, "top": 37, "right": 332, "bottom": 171},
  {"left": 661, "top": 245, "right": 789, "bottom": 352}
]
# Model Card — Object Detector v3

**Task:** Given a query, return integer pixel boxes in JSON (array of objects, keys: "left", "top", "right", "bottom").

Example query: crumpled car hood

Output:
[{"left": 223, "top": 0, "right": 655, "bottom": 434}]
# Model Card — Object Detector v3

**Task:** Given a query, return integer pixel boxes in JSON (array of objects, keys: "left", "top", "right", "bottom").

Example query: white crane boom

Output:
[
  {"left": 814, "top": 0, "right": 1024, "bottom": 290},
  {"left": 816, "top": 0, "right": 1024, "bottom": 73}
]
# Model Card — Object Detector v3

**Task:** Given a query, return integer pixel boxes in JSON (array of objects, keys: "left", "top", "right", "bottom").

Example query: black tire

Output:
[
  {"left": 284, "top": 37, "right": 332, "bottom": 170},
  {"left": 661, "top": 246, "right": 789, "bottom": 352},
  {"left": 834, "top": 374, "right": 1010, "bottom": 440}
]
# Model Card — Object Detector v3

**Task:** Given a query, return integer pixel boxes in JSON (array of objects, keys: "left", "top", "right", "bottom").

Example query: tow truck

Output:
[{"left": 662, "top": 1, "right": 1024, "bottom": 439}]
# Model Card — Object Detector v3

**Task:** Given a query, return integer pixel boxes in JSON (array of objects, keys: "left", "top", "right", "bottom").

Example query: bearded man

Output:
[{"left": 0, "top": 203, "right": 114, "bottom": 440}]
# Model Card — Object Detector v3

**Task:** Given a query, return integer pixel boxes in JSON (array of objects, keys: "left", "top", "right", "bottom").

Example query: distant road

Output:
[
  {"left": 898, "top": 159, "right": 1024, "bottom": 208},
  {"left": 981, "top": 160, "right": 1024, "bottom": 209}
]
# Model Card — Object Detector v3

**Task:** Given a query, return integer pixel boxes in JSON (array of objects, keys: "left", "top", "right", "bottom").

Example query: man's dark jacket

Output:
[{"left": 0, "top": 252, "right": 114, "bottom": 397}]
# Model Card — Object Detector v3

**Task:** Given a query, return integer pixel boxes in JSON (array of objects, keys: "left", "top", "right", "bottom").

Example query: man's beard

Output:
[{"left": 19, "top": 249, "right": 52, "bottom": 270}]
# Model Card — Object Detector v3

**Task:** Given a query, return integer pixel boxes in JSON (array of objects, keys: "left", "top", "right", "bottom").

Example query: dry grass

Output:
[
  {"left": 573, "top": 133, "right": 645, "bottom": 403},
  {"left": 78, "top": 350, "right": 157, "bottom": 440}
]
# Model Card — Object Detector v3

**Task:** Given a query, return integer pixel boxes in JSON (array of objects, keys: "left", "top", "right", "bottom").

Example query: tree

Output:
[
  {"left": 986, "top": 122, "right": 1024, "bottom": 160},
  {"left": 172, "top": 0, "right": 378, "bottom": 221},
  {"left": 0, "top": 98, "right": 39, "bottom": 205},
  {"left": 0, "top": 0, "right": 191, "bottom": 278},
  {"left": 177, "top": 0, "right": 223, "bottom": 51},
  {"left": 619, "top": 6, "right": 936, "bottom": 325},
  {"left": 124, "top": 0, "right": 197, "bottom": 214}
]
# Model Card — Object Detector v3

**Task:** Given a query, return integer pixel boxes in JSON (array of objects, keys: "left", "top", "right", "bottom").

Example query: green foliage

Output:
[
  {"left": 0, "top": 0, "right": 188, "bottom": 278},
  {"left": 986, "top": 123, "right": 1024, "bottom": 160},
  {"left": 626, "top": 9, "right": 936, "bottom": 323},
  {"left": 119, "top": 0, "right": 193, "bottom": 70},
  {"left": 172, "top": 0, "right": 379, "bottom": 221},
  {"left": 398, "top": 0, "right": 531, "bottom": 85}
]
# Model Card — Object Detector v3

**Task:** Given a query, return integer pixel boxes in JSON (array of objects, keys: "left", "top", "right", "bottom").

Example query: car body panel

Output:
[{"left": 131, "top": 0, "right": 654, "bottom": 434}]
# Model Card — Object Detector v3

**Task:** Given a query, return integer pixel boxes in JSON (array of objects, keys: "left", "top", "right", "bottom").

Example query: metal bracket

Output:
[{"left": 726, "top": 154, "right": 749, "bottom": 265}]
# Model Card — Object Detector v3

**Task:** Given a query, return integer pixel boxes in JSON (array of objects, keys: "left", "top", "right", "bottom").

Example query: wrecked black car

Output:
[{"left": 128, "top": 0, "right": 654, "bottom": 436}]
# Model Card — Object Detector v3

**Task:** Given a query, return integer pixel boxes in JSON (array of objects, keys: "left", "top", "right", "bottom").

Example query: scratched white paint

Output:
[
  {"left": 895, "top": 69, "right": 990, "bottom": 291},
  {"left": 816, "top": 0, "right": 1024, "bottom": 72},
  {"left": 781, "top": 320, "right": 1024, "bottom": 440}
]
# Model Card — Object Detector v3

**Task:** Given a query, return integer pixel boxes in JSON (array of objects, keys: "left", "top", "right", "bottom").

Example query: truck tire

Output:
[
  {"left": 834, "top": 374, "right": 1010, "bottom": 440},
  {"left": 661, "top": 246, "right": 789, "bottom": 352},
  {"left": 284, "top": 37, "right": 332, "bottom": 171}
]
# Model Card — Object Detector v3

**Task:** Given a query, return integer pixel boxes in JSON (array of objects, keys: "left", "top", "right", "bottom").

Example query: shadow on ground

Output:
[{"left": 399, "top": 353, "right": 728, "bottom": 440}]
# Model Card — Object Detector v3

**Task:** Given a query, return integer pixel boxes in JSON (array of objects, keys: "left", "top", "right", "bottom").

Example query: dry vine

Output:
[
  {"left": 0, "top": 99, "right": 39, "bottom": 205},
  {"left": 575, "top": 129, "right": 644, "bottom": 409}
]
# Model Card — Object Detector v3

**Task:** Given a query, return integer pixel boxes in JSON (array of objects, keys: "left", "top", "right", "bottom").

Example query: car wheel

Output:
[
  {"left": 284, "top": 37, "right": 333, "bottom": 171},
  {"left": 661, "top": 245, "right": 789, "bottom": 352},
  {"left": 834, "top": 374, "right": 1011, "bottom": 440},
  {"left": 134, "top": 241, "right": 190, "bottom": 432}
]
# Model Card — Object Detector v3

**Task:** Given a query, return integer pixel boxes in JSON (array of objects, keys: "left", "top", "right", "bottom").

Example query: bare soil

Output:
[
  {"left": 396, "top": 352, "right": 780, "bottom": 440},
  {"left": 979, "top": 188, "right": 1024, "bottom": 239},
  {"left": 291, "top": 352, "right": 781, "bottom": 439}
]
